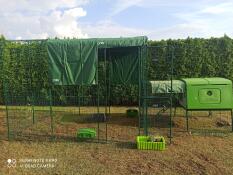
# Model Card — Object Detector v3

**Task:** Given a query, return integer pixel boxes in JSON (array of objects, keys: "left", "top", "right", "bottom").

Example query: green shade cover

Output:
[
  {"left": 96, "top": 36, "right": 147, "bottom": 48},
  {"left": 46, "top": 36, "right": 147, "bottom": 85},
  {"left": 110, "top": 47, "right": 139, "bottom": 84},
  {"left": 47, "top": 39, "right": 97, "bottom": 85}
]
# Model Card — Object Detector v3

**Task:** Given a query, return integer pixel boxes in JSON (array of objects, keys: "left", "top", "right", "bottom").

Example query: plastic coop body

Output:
[{"left": 180, "top": 78, "right": 233, "bottom": 110}]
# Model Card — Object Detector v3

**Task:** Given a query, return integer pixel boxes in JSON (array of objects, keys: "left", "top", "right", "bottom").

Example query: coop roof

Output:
[
  {"left": 149, "top": 80, "right": 185, "bottom": 94},
  {"left": 181, "top": 78, "right": 232, "bottom": 85}
]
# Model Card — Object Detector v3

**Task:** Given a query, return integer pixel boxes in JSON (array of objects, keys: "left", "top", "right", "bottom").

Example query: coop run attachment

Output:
[{"left": 143, "top": 77, "right": 233, "bottom": 138}]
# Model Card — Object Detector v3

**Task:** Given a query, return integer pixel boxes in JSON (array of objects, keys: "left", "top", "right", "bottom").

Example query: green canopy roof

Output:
[
  {"left": 47, "top": 36, "right": 147, "bottom": 49},
  {"left": 46, "top": 36, "right": 147, "bottom": 85},
  {"left": 95, "top": 36, "right": 148, "bottom": 48}
]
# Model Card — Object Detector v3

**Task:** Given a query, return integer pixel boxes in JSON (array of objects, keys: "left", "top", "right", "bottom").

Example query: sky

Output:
[{"left": 0, "top": 0, "right": 233, "bottom": 40}]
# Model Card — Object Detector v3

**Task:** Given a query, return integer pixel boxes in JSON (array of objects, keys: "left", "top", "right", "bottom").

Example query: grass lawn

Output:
[
  {"left": 1, "top": 135, "right": 233, "bottom": 175},
  {"left": 0, "top": 107, "right": 233, "bottom": 174}
]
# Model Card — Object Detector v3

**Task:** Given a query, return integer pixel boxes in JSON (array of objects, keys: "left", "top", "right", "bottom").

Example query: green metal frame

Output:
[
  {"left": 182, "top": 79, "right": 233, "bottom": 133},
  {"left": 2, "top": 39, "right": 147, "bottom": 142},
  {"left": 1, "top": 38, "right": 181, "bottom": 145},
  {"left": 141, "top": 45, "right": 174, "bottom": 144},
  {"left": 185, "top": 108, "right": 233, "bottom": 132}
]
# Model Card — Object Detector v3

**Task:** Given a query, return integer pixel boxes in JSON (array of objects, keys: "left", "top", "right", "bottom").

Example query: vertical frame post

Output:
[
  {"left": 78, "top": 86, "right": 80, "bottom": 115},
  {"left": 142, "top": 46, "right": 148, "bottom": 136},
  {"left": 143, "top": 47, "right": 148, "bottom": 136},
  {"left": 138, "top": 46, "right": 141, "bottom": 135},
  {"left": 108, "top": 51, "right": 111, "bottom": 117},
  {"left": 96, "top": 46, "right": 100, "bottom": 142},
  {"left": 104, "top": 48, "right": 108, "bottom": 142},
  {"left": 49, "top": 87, "right": 54, "bottom": 138},
  {"left": 186, "top": 110, "right": 189, "bottom": 132},
  {"left": 169, "top": 46, "right": 174, "bottom": 144},
  {"left": 3, "top": 82, "right": 10, "bottom": 140},
  {"left": 80, "top": 42, "right": 84, "bottom": 116},
  {"left": 231, "top": 109, "right": 233, "bottom": 132},
  {"left": 32, "top": 91, "right": 35, "bottom": 124}
]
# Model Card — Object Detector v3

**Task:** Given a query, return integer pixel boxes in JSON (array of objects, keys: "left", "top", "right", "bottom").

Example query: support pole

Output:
[
  {"left": 138, "top": 46, "right": 141, "bottom": 135},
  {"left": 49, "top": 87, "right": 54, "bottom": 138},
  {"left": 78, "top": 86, "right": 80, "bottom": 115},
  {"left": 97, "top": 46, "right": 100, "bottom": 142},
  {"left": 186, "top": 110, "right": 189, "bottom": 132},
  {"left": 142, "top": 46, "right": 148, "bottom": 136},
  {"left": 107, "top": 50, "right": 111, "bottom": 141},
  {"left": 173, "top": 107, "right": 177, "bottom": 118},
  {"left": 32, "top": 92, "right": 35, "bottom": 124},
  {"left": 146, "top": 100, "right": 148, "bottom": 135},
  {"left": 4, "top": 83, "right": 10, "bottom": 140},
  {"left": 169, "top": 46, "right": 174, "bottom": 144},
  {"left": 6, "top": 104, "right": 10, "bottom": 140},
  {"left": 104, "top": 48, "right": 107, "bottom": 142},
  {"left": 108, "top": 51, "right": 111, "bottom": 117},
  {"left": 231, "top": 109, "right": 233, "bottom": 132}
]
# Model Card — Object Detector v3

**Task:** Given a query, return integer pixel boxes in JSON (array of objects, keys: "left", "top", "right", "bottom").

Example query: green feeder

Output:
[
  {"left": 77, "top": 128, "right": 96, "bottom": 140},
  {"left": 126, "top": 109, "right": 138, "bottom": 118}
]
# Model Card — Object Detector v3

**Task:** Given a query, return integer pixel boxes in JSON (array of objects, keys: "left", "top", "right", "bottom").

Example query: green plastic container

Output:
[
  {"left": 126, "top": 109, "right": 138, "bottom": 118},
  {"left": 180, "top": 78, "right": 233, "bottom": 109},
  {"left": 77, "top": 128, "right": 96, "bottom": 139},
  {"left": 137, "top": 136, "right": 165, "bottom": 151}
]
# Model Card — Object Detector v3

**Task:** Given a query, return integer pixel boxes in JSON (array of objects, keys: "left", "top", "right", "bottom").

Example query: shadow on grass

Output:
[
  {"left": 190, "top": 129, "right": 232, "bottom": 137},
  {"left": 60, "top": 113, "right": 139, "bottom": 127},
  {"left": 115, "top": 141, "right": 137, "bottom": 149}
]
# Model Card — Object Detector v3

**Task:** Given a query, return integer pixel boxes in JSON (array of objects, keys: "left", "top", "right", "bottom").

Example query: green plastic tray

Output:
[
  {"left": 77, "top": 128, "right": 96, "bottom": 139},
  {"left": 137, "top": 136, "right": 165, "bottom": 151},
  {"left": 126, "top": 109, "right": 138, "bottom": 118}
]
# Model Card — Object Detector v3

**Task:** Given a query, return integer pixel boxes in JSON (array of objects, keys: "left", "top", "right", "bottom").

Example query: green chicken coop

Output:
[
  {"left": 180, "top": 78, "right": 233, "bottom": 110},
  {"left": 180, "top": 77, "right": 233, "bottom": 131}
]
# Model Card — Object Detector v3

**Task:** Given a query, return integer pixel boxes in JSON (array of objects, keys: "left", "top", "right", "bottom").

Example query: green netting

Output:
[{"left": 149, "top": 80, "right": 185, "bottom": 94}]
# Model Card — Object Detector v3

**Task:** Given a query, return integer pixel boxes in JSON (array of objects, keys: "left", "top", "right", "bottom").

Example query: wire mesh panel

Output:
[
  {"left": 185, "top": 110, "right": 233, "bottom": 136},
  {"left": 141, "top": 46, "right": 174, "bottom": 143},
  {"left": 0, "top": 39, "right": 6, "bottom": 140},
  {"left": 1, "top": 39, "right": 146, "bottom": 143},
  {"left": 144, "top": 44, "right": 233, "bottom": 140},
  {"left": 50, "top": 85, "right": 107, "bottom": 142},
  {"left": 2, "top": 40, "right": 53, "bottom": 140}
]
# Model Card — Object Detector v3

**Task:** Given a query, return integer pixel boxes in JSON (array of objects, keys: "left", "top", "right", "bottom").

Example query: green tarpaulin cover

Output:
[
  {"left": 96, "top": 36, "right": 147, "bottom": 48},
  {"left": 149, "top": 80, "right": 185, "bottom": 94},
  {"left": 47, "top": 39, "right": 97, "bottom": 85},
  {"left": 46, "top": 36, "right": 147, "bottom": 85},
  {"left": 110, "top": 47, "right": 139, "bottom": 84}
]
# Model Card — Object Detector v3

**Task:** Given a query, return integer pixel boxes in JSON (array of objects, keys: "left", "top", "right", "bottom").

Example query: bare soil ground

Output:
[{"left": 0, "top": 107, "right": 233, "bottom": 175}]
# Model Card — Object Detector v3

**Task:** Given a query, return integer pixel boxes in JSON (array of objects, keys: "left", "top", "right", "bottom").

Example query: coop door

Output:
[{"left": 198, "top": 88, "right": 221, "bottom": 104}]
